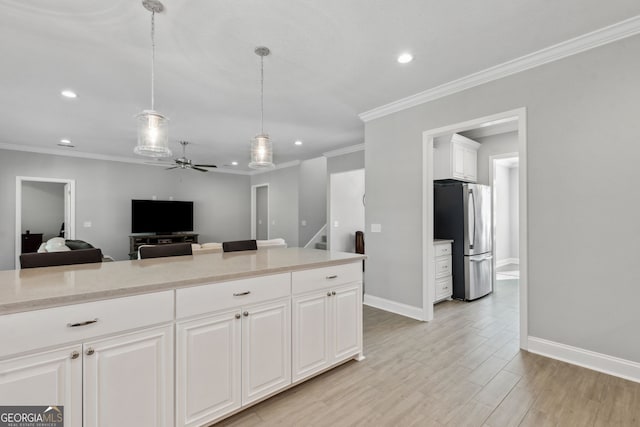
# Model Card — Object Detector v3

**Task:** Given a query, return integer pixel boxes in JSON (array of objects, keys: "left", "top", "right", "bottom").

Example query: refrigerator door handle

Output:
[
  {"left": 468, "top": 189, "right": 476, "bottom": 250},
  {"left": 470, "top": 255, "right": 493, "bottom": 262}
]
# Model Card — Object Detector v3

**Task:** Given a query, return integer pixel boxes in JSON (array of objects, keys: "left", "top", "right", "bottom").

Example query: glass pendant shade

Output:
[
  {"left": 134, "top": 110, "right": 171, "bottom": 157},
  {"left": 249, "top": 134, "right": 274, "bottom": 169}
]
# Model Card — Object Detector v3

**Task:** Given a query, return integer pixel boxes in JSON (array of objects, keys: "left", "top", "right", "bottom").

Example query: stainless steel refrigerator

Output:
[{"left": 434, "top": 182, "right": 493, "bottom": 300}]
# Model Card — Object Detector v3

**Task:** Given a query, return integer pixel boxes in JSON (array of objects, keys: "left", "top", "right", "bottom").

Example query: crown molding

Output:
[
  {"left": 359, "top": 14, "right": 640, "bottom": 122},
  {"left": 0, "top": 143, "right": 251, "bottom": 175},
  {"left": 322, "top": 143, "right": 365, "bottom": 158},
  {"left": 248, "top": 159, "right": 301, "bottom": 175}
]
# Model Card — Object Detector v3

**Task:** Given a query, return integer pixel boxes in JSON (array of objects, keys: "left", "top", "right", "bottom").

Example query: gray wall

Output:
[
  {"left": 251, "top": 166, "right": 299, "bottom": 246},
  {"left": 327, "top": 150, "right": 365, "bottom": 175},
  {"left": 495, "top": 164, "right": 511, "bottom": 263},
  {"left": 21, "top": 181, "right": 65, "bottom": 241},
  {"left": 365, "top": 34, "right": 640, "bottom": 362},
  {"left": 298, "top": 157, "right": 327, "bottom": 246},
  {"left": 0, "top": 150, "right": 250, "bottom": 269},
  {"left": 509, "top": 166, "right": 519, "bottom": 259},
  {"left": 476, "top": 131, "right": 518, "bottom": 185},
  {"left": 255, "top": 185, "right": 268, "bottom": 240}
]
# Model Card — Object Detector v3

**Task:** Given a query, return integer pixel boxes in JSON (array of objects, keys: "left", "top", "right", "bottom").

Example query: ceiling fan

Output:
[{"left": 150, "top": 141, "right": 217, "bottom": 172}]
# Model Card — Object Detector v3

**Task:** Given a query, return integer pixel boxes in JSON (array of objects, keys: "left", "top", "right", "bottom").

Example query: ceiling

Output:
[{"left": 1, "top": 1, "right": 639, "bottom": 172}]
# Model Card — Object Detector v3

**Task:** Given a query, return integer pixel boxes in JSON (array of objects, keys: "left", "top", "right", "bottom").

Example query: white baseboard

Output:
[
  {"left": 496, "top": 258, "right": 520, "bottom": 268},
  {"left": 528, "top": 337, "right": 640, "bottom": 383},
  {"left": 363, "top": 294, "right": 424, "bottom": 321}
]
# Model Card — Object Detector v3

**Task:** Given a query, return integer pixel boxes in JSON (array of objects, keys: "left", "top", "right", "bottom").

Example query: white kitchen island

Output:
[{"left": 0, "top": 248, "right": 365, "bottom": 427}]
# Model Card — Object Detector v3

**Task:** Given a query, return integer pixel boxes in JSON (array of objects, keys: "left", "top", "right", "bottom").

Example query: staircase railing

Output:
[{"left": 304, "top": 224, "right": 328, "bottom": 249}]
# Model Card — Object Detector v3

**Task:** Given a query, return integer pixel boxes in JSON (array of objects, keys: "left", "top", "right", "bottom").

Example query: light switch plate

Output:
[
  {"left": 371, "top": 223, "right": 382, "bottom": 233},
  {"left": 83, "top": 221, "right": 92, "bottom": 228}
]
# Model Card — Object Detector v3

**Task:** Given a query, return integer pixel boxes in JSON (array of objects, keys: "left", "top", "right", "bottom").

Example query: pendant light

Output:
[
  {"left": 134, "top": 0, "right": 171, "bottom": 158},
  {"left": 249, "top": 46, "right": 275, "bottom": 169}
]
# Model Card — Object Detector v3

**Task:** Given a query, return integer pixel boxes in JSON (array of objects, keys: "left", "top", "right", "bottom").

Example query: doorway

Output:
[
  {"left": 251, "top": 184, "right": 269, "bottom": 240},
  {"left": 491, "top": 154, "right": 520, "bottom": 282},
  {"left": 328, "top": 169, "right": 365, "bottom": 252},
  {"left": 422, "top": 108, "right": 528, "bottom": 350},
  {"left": 15, "top": 176, "right": 75, "bottom": 268}
]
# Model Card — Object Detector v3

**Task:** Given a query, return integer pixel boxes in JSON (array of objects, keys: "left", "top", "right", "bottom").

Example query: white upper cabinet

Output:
[{"left": 434, "top": 133, "right": 480, "bottom": 182}]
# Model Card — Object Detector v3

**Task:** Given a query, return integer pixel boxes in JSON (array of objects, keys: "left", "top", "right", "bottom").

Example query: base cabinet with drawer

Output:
[
  {"left": 0, "top": 291, "right": 175, "bottom": 427},
  {"left": 292, "top": 264, "right": 363, "bottom": 383},
  {"left": 434, "top": 241, "right": 453, "bottom": 303},
  {"left": 175, "top": 274, "right": 291, "bottom": 427}
]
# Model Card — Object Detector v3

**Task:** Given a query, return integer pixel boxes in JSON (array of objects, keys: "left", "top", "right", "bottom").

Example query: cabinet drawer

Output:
[
  {"left": 434, "top": 243, "right": 451, "bottom": 257},
  {"left": 176, "top": 273, "right": 290, "bottom": 319},
  {"left": 434, "top": 256, "right": 452, "bottom": 278},
  {"left": 0, "top": 291, "right": 174, "bottom": 359},
  {"left": 292, "top": 263, "right": 362, "bottom": 295},
  {"left": 435, "top": 276, "right": 452, "bottom": 300}
]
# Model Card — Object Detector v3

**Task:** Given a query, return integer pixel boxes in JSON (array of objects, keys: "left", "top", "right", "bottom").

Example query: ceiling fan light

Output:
[
  {"left": 249, "top": 134, "right": 274, "bottom": 169},
  {"left": 135, "top": 110, "right": 171, "bottom": 157}
]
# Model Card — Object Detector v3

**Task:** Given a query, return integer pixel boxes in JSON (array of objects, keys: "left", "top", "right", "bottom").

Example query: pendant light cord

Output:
[
  {"left": 260, "top": 54, "right": 264, "bottom": 134},
  {"left": 151, "top": 11, "right": 156, "bottom": 111}
]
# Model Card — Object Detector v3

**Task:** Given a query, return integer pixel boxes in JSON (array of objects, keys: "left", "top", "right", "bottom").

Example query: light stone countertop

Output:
[
  {"left": 0, "top": 248, "right": 365, "bottom": 315},
  {"left": 434, "top": 239, "right": 454, "bottom": 244}
]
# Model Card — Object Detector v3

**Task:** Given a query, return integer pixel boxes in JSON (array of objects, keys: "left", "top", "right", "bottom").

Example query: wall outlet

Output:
[
  {"left": 83, "top": 221, "right": 92, "bottom": 228},
  {"left": 333, "top": 221, "right": 339, "bottom": 227},
  {"left": 371, "top": 223, "right": 382, "bottom": 233},
  {"left": 151, "top": 195, "right": 157, "bottom": 200},
  {"left": 301, "top": 220, "right": 307, "bottom": 226}
]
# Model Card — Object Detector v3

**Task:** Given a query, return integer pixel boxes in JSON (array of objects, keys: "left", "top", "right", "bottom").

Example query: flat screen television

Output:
[{"left": 131, "top": 200, "right": 194, "bottom": 234}]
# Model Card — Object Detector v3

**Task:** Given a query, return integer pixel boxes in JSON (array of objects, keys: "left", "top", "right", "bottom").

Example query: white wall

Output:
[
  {"left": 494, "top": 164, "right": 511, "bottom": 264},
  {"left": 0, "top": 149, "right": 251, "bottom": 269},
  {"left": 509, "top": 166, "right": 519, "bottom": 259},
  {"left": 329, "top": 169, "right": 365, "bottom": 252},
  {"left": 21, "top": 181, "right": 65, "bottom": 241},
  {"left": 365, "top": 34, "right": 640, "bottom": 363}
]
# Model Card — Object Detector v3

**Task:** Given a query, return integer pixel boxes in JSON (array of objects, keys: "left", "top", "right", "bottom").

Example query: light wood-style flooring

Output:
[{"left": 217, "top": 280, "right": 640, "bottom": 426}]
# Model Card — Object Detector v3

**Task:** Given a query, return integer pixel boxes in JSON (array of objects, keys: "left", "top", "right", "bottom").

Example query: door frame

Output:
[
  {"left": 250, "top": 183, "right": 269, "bottom": 240},
  {"left": 15, "top": 176, "right": 76, "bottom": 268},
  {"left": 422, "top": 107, "right": 529, "bottom": 350},
  {"left": 489, "top": 153, "right": 519, "bottom": 290}
]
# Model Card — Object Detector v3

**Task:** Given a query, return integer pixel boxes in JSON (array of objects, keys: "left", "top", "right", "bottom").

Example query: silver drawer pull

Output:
[
  {"left": 326, "top": 275, "right": 338, "bottom": 280},
  {"left": 67, "top": 318, "right": 98, "bottom": 328},
  {"left": 233, "top": 291, "right": 251, "bottom": 296}
]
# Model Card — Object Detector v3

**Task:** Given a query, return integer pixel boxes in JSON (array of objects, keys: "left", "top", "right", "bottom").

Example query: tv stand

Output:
[{"left": 129, "top": 233, "right": 199, "bottom": 259}]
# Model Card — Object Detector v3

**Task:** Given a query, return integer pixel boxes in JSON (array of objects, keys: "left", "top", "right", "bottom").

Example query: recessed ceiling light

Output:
[
  {"left": 397, "top": 53, "right": 413, "bottom": 64},
  {"left": 231, "top": 161, "right": 238, "bottom": 166},
  {"left": 59, "top": 139, "right": 71, "bottom": 144},
  {"left": 294, "top": 140, "right": 303, "bottom": 146},
  {"left": 57, "top": 139, "right": 75, "bottom": 147},
  {"left": 61, "top": 90, "right": 77, "bottom": 99}
]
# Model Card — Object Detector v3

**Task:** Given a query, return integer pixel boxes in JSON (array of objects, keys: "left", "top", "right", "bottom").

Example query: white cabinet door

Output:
[
  {"left": 332, "top": 284, "right": 362, "bottom": 361},
  {"left": 0, "top": 345, "right": 82, "bottom": 427},
  {"left": 452, "top": 143, "right": 466, "bottom": 179},
  {"left": 242, "top": 298, "right": 291, "bottom": 405},
  {"left": 176, "top": 311, "right": 241, "bottom": 427},
  {"left": 292, "top": 292, "right": 331, "bottom": 382},
  {"left": 83, "top": 325, "right": 173, "bottom": 427},
  {"left": 463, "top": 147, "right": 477, "bottom": 182}
]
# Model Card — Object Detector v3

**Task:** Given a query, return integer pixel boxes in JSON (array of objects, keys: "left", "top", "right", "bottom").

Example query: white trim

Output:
[
  {"left": 15, "top": 176, "right": 76, "bottom": 269},
  {"left": 322, "top": 143, "right": 365, "bottom": 158},
  {"left": 421, "top": 108, "right": 528, "bottom": 351},
  {"left": 363, "top": 294, "right": 424, "bottom": 321},
  {"left": 359, "top": 15, "right": 640, "bottom": 122},
  {"left": 0, "top": 143, "right": 250, "bottom": 175},
  {"left": 528, "top": 337, "right": 640, "bottom": 384},
  {"left": 496, "top": 258, "right": 520, "bottom": 268},
  {"left": 248, "top": 160, "right": 300, "bottom": 175},
  {"left": 250, "top": 184, "right": 269, "bottom": 240}
]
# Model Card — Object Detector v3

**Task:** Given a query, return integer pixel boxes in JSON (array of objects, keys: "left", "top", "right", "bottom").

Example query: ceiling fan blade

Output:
[
  {"left": 194, "top": 164, "right": 218, "bottom": 168},
  {"left": 165, "top": 166, "right": 179, "bottom": 170},
  {"left": 191, "top": 166, "right": 209, "bottom": 172}
]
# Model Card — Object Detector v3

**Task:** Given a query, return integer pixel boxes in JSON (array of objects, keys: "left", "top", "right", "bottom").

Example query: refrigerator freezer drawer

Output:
[{"left": 464, "top": 254, "right": 493, "bottom": 300}]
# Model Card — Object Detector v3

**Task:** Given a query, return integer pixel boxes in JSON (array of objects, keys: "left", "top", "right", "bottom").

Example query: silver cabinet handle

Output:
[
  {"left": 70, "top": 351, "right": 80, "bottom": 360},
  {"left": 327, "top": 292, "right": 332, "bottom": 297},
  {"left": 326, "top": 275, "right": 338, "bottom": 279},
  {"left": 233, "top": 291, "right": 251, "bottom": 296},
  {"left": 85, "top": 348, "right": 95, "bottom": 356},
  {"left": 67, "top": 318, "right": 98, "bottom": 328},
  {"left": 243, "top": 311, "right": 249, "bottom": 317},
  {"left": 235, "top": 313, "right": 241, "bottom": 319}
]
